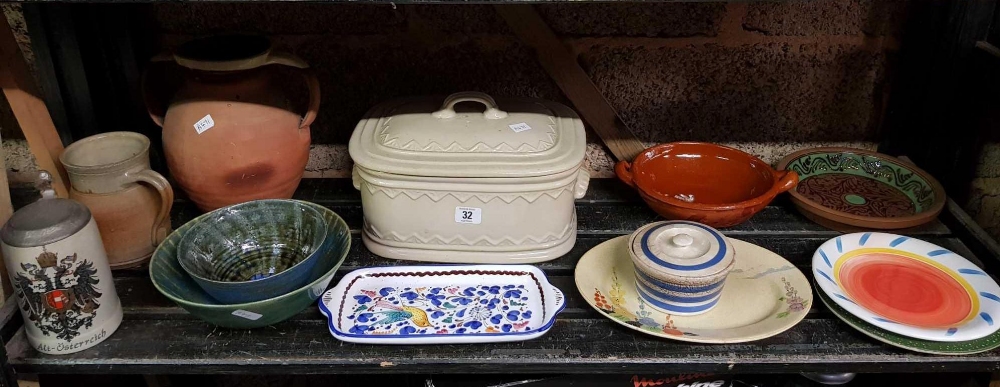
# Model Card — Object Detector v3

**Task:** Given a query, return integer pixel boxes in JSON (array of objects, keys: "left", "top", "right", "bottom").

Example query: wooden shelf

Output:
[
  {"left": 3, "top": 179, "right": 999, "bottom": 375},
  {"left": 14, "top": 0, "right": 744, "bottom": 3}
]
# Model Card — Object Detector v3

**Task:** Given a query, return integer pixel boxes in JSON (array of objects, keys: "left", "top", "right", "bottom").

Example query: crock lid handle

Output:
[{"left": 432, "top": 92, "right": 508, "bottom": 120}]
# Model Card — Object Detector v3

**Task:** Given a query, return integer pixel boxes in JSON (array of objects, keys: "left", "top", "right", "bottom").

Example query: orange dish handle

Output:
[
  {"left": 771, "top": 170, "right": 799, "bottom": 195},
  {"left": 615, "top": 161, "right": 635, "bottom": 188}
]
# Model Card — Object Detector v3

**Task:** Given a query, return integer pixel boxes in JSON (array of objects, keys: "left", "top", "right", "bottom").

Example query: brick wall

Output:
[{"left": 145, "top": 1, "right": 906, "bottom": 178}]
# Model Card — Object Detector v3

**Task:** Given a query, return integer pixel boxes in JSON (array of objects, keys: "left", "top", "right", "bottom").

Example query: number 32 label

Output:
[{"left": 454, "top": 207, "right": 482, "bottom": 225}]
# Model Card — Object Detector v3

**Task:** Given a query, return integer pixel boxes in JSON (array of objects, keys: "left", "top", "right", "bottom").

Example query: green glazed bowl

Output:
[
  {"left": 150, "top": 200, "right": 350, "bottom": 328},
  {"left": 776, "top": 147, "right": 946, "bottom": 230},
  {"left": 177, "top": 200, "right": 328, "bottom": 304}
]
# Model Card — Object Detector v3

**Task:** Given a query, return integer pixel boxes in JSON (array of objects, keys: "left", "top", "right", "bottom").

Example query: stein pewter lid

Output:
[{"left": 0, "top": 171, "right": 91, "bottom": 248}]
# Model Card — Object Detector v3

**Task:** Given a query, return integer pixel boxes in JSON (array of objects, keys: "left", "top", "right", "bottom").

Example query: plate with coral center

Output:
[
  {"left": 813, "top": 232, "right": 1000, "bottom": 342},
  {"left": 575, "top": 236, "right": 812, "bottom": 343},
  {"left": 818, "top": 288, "right": 1000, "bottom": 355}
]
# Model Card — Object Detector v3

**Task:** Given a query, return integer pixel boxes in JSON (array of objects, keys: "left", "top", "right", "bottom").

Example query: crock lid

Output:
[
  {"left": 349, "top": 91, "right": 586, "bottom": 178},
  {"left": 628, "top": 221, "right": 734, "bottom": 279},
  {"left": 1, "top": 171, "right": 93, "bottom": 248}
]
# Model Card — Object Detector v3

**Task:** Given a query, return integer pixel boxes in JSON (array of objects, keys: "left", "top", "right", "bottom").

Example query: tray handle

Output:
[
  {"left": 317, "top": 287, "right": 342, "bottom": 334},
  {"left": 544, "top": 283, "right": 566, "bottom": 324}
]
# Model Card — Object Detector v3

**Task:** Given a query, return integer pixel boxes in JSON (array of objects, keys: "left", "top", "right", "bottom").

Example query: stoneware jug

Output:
[
  {"left": 0, "top": 172, "right": 123, "bottom": 355},
  {"left": 60, "top": 131, "right": 174, "bottom": 269},
  {"left": 143, "top": 35, "right": 319, "bottom": 211}
]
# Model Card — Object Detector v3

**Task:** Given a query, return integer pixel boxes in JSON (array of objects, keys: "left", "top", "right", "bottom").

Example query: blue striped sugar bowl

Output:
[{"left": 627, "top": 221, "right": 735, "bottom": 316}]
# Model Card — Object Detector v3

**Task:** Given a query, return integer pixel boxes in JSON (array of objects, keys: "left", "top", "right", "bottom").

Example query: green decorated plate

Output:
[
  {"left": 818, "top": 289, "right": 1000, "bottom": 355},
  {"left": 777, "top": 147, "right": 946, "bottom": 230}
]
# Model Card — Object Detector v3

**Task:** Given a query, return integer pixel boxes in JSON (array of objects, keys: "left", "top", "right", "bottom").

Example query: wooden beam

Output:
[
  {"left": 495, "top": 5, "right": 646, "bottom": 162},
  {"left": 0, "top": 12, "right": 68, "bottom": 198},
  {"left": 0, "top": 131, "right": 12, "bottom": 300}
]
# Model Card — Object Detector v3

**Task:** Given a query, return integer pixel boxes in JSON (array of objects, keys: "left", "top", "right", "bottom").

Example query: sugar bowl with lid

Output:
[{"left": 627, "top": 220, "right": 735, "bottom": 315}]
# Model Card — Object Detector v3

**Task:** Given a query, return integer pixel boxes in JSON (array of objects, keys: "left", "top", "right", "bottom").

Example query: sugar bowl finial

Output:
[
  {"left": 36, "top": 170, "right": 56, "bottom": 199},
  {"left": 671, "top": 233, "right": 694, "bottom": 247}
]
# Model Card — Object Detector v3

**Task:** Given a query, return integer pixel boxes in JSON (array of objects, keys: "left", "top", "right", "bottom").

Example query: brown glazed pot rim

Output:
[
  {"left": 775, "top": 147, "right": 947, "bottom": 229},
  {"left": 627, "top": 142, "right": 794, "bottom": 211}
]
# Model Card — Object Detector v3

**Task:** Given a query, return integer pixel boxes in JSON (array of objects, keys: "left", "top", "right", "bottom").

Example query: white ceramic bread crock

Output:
[{"left": 349, "top": 91, "right": 589, "bottom": 263}]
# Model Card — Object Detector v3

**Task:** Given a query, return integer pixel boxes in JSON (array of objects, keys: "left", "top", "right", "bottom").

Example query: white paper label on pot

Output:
[
  {"left": 508, "top": 122, "right": 532, "bottom": 133},
  {"left": 194, "top": 114, "right": 215, "bottom": 134},
  {"left": 454, "top": 207, "right": 482, "bottom": 225},
  {"left": 232, "top": 309, "right": 262, "bottom": 321}
]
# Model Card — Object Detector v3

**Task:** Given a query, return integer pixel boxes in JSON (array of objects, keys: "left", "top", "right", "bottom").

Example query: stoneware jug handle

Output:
[
  {"left": 140, "top": 52, "right": 176, "bottom": 127},
  {"left": 128, "top": 169, "right": 174, "bottom": 246},
  {"left": 432, "top": 92, "right": 509, "bottom": 120},
  {"left": 262, "top": 51, "right": 321, "bottom": 129},
  {"left": 263, "top": 51, "right": 310, "bottom": 69},
  {"left": 614, "top": 161, "right": 635, "bottom": 188},
  {"left": 298, "top": 70, "right": 321, "bottom": 129}
]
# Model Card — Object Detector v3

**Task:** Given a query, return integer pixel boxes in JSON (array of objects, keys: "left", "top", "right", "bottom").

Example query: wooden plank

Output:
[
  {"left": 941, "top": 198, "right": 1000, "bottom": 278},
  {"left": 0, "top": 131, "right": 13, "bottom": 299},
  {"left": 495, "top": 5, "right": 646, "bottom": 162},
  {"left": 329, "top": 235, "right": 971, "bottom": 276},
  {"left": 0, "top": 300, "right": 19, "bottom": 387},
  {"left": 9, "top": 0, "right": 769, "bottom": 5},
  {"left": 162, "top": 180, "right": 952, "bottom": 239},
  {"left": 3, "top": 177, "right": 997, "bottom": 376},
  {"left": 7, "top": 317, "right": 1000, "bottom": 375},
  {"left": 107, "top": 235, "right": 978, "bottom": 320},
  {"left": 0, "top": 13, "right": 67, "bottom": 198},
  {"left": 289, "top": 178, "right": 648, "bottom": 205}
]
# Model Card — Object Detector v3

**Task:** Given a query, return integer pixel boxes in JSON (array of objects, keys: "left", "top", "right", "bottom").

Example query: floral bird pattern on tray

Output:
[
  {"left": 345, "top": 284, "right": 535, "bottom": 336},
  {"left": 320, "top": 266, "right": 564, "bottom": 344}
]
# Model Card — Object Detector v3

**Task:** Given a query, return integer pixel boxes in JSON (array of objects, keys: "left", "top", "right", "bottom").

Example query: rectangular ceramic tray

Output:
[{"left": 319, "top": 265, "right": 565, "bottom": 344}]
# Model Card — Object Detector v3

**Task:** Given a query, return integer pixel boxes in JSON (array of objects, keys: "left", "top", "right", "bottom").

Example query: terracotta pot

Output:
[
  {"left": 143, "top": 35, "right": 319, "bottom": 211},
  {"left": 60, "top": 132, "right": 174, "bottom": 269},
  {"left": 615, "top": 142, "right": 798, "bottom": 228}
]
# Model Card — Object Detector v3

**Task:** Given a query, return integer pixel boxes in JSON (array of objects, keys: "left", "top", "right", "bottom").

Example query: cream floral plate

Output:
[{"left": 575, "top": 236, "right": 812, "bottom": 343}]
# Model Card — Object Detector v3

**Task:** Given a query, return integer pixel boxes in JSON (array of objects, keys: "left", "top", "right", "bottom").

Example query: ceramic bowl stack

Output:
[
  {"left": 177, "top": 200, "right": 329, "bottom": 304},
  {"left": 150, "top": 199, "right": 350, "bottom": 328},
  {"left": 813, "top": 232, "right": 1000, "bottom": 354},
  {"left": 627, "top": 221, "right": 735, "bottom": 315}
]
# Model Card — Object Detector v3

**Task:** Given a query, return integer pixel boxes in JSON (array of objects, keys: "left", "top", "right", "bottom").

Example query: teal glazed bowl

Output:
[
  {"left": 177, "top": 200, "right": 327, "bottom": 303},
  {"left": 151, "top": 201, "right": 350, "bottom": 328}
]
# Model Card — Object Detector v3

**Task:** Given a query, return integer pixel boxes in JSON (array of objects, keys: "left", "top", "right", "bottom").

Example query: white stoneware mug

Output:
[{"left": 0, "top": 172, "right": 122, "bottom": 354}]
